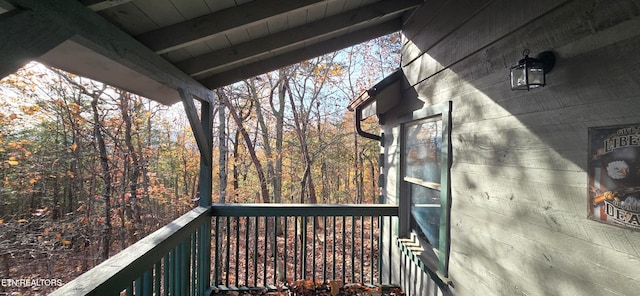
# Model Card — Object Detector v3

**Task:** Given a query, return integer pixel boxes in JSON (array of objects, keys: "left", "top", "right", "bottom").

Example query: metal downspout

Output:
[{"left": 355, "top": 106, "right": 381, "bottom": 142}]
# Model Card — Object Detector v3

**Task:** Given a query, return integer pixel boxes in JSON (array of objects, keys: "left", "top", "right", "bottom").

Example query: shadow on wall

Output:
[{"left": 397, "top": 0, "right": 640, "bottom": 295}]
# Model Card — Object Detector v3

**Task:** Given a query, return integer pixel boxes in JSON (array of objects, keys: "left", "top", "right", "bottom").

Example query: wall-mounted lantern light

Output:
[{"left": 510, "top": 49, "right": 556, "bottom": 90}]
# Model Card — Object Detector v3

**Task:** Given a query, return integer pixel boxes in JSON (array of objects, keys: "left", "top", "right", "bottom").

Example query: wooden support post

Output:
[
  {"left": 180, "top": 89, "right": 213, "bottom": 167},
  {"left": 178, "top": 88, "right": 213, "bottom": 293}
]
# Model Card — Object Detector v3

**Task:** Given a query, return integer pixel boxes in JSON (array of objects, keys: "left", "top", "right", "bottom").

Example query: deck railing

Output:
[
  {"left": 51, "top": 204, "right": 398, "bottom": 295},
  {"left": 209, "top": 204, "right": 398, "bottom": 290},
  {"left": 50, "top": 206, "right": 212, "bottom": 296}
]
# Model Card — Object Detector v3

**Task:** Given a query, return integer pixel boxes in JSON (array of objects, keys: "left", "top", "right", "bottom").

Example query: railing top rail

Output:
[
  {"left": 210, "top": 203, "right": 399, "bottom": 217},
  {"left": 50, "top": 206, "right": 211, "bottom": 296}
]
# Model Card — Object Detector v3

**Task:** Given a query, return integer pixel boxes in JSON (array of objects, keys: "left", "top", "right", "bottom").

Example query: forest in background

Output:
[{"left": 0, "top": 34, "right": 399, "bottom": 294}]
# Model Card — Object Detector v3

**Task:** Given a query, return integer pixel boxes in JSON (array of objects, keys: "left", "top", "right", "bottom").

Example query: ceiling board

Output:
[
  {"left": 203, "top": 34, "right": 233, "bottom": 53},
  {"left": 268, "top": 13, "right": 291, "bottom": 34},
  {"left": 136, "top": 0, "right": 328, "bottom": 53},
  {"left": 182, "top": 42, "right": 212, "bottom": 58},
  {"left": 133, "top": 0, "right": 185, "bottom": 27},
  {"left": 161, "top": 48, "right": 192, "bottom": 63},
  {"left": 98, "top": 3, "right": 158, "bottom": 35},
  {"left": 306, "top": 3, "right": 327, "bottom": 23},
  {"left": 4, "top": 0, "right": 422, "bottom": 104},
  {"left": 244, "top": 22, "right": 269, "bottom": 40},
  {"left": 325, "top": 0, "right": 347, "bottom": 16},
  {"left": 224, "top": 27, "right": 252, "bottom": 46},
  {"left": 203, "top": 0, "right": 236, "bottom": 13},
  {"left": 343, "top": 0, "right": 366, "bottom": 12},
  {"left": 170, "top": 0, "right": 211, "bottom": 19}
]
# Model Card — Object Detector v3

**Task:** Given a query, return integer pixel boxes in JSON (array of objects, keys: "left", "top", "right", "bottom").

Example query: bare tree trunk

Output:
[
  {"left": 218, "top": 94, "right": 228, "bottom": 204},
  {"left": 120, "top": 92, "right": 142, "bottom": 240},
  {"left": 218, "top": 89, "right": 270, "bottom": 204},
  {"left": 232, "top": 130, "right": 240, "bottom": 201},
  {"left": 137, "top": 100, "right": 152, "bottom": 231},
  {"left": 285, "top": 78, "right": 318, "bottom": 205},
  {"left": 270, "top": 72, "right": 287, "bottom": 234},
  {"left": 90, "top": 88, "right": 111, "bottom": 261}
]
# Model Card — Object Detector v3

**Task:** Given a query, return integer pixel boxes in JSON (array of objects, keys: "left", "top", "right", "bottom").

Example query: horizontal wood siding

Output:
[{"left": 388, "top": 0, "right": 640, "bottom": 295}]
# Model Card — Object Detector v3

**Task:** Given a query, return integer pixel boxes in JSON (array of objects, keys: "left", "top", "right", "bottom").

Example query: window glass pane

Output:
[
  {"left": 411, "top": 182, "right": 440, "bottom": 204},
  {"left": 410, "top": 183, "right": 441, "bottom": 248},
  {"left": 404, "top": 118, "right": 442, "bottom": 184}
]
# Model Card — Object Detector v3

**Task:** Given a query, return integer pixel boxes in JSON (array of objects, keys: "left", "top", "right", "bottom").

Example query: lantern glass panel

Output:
[
  {"left": 527, "top": 62, "right": 545, "bottom": 87},
  {"left": 510, "top": 65, "right": 528, "bottom": 90}
]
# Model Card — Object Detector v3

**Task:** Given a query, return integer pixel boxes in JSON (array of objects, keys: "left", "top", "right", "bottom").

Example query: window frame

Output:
[{"left": 397, "top": 100, "right": 452, "bottom": 283}]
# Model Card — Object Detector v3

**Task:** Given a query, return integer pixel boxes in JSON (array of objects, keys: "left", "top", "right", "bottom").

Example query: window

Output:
[{"left": 398, "top": 101, "right": 451, "bottom": 282}]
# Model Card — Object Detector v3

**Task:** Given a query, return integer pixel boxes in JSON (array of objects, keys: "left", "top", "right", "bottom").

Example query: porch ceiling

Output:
[{"left": 0, "top": 0, "right": 422, "bottom": 105}]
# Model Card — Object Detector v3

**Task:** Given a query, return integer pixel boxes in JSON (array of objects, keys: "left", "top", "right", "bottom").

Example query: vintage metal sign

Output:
[{"left": 588, "top": 125, "right": 640, "bottom": 231}]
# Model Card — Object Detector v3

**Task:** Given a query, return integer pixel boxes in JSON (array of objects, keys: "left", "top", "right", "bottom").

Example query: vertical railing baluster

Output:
[
  {"left": 197, "top": 225, "right": 201, "bottom": 294},
  {"left": 175, "top": 244, "right": 181, "bottom": 296},
  {"left": 378, "top": 216, "right": 382, "bottom": 285},
  {"left": 370, "top": 216, "right": 374, "bottom": 283},
  {"left": 191, "top": 233, "right": 197, "bottom": 295},
  {"left": 173, "top": 246, "right": 179, "bottom": 296},
  {"left": 263, "top": 216, "right": 268, "bottom": 286},
  {"left": 332, "top": 216, "right": 336, "bottom": 281},
  {"left": 244, "top": 217, "right": 250, "bottom": 286},
  {"left": 388, "top": 216, "right": 393, "bottom": 284},
  {"left": 312, "top": 216, "right": 316, "bottom": 282},
  {"left": 235, "top": 217, "right": 240, "bottom": 287},
  {"left": 322, "top": 216, "right": 327, "bottom": 282},
  {"left": 182, "top": 239, "right": 190, "bottom": 295},
  {"left": 302, "top": 216, "right": 307, "bottom": 280},
  {"left": 400, "top": 245, "right": 405, "bottom": 291},
  {"left": 342, "top": 215, "right": 346, "bottom": 283},
  {"left": 253, "top": 216, "right": 259, "bottom": 286},
  {"left": 273, "top": 216, "right": 278, "bottom": 285},
  {"left": 143, "top": 269, "right": 153, "bottom": 296},
  {"left": 351, "top": 216, "right": 355, "bottom": 283},
  {"left": 154, "top": 261, "right": 161, "bottom": 295},
  {"left": 294, "top": 216, "right": 298, "bottom": 282},
  {"left": 198, "top": 221, "right": 210, "bottom": 294},
  {"left": 135, "top": 276, "right": 142, "bottom": 296},
  {"left": 214, "top": 216, "right": 220, "bottom": 286},
  {"left": 126, "top": 283, "right": 133, "bottom": 296},
  {"left": 284, "top": 216, "right": 288, "bottom": 284},
  {"left": 225, "top": 217, "right": 231, "bottom": 286},
  {"left": 163, "top": 254, "right": 169, "bottom": 296},
  {"left": 360, "top": 215, "right": 364, "bottom": 283}
]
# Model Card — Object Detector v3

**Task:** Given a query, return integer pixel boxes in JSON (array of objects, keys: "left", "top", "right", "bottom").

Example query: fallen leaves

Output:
[{"left": 7, "top": 156, "right": 19, "bottom": 166}]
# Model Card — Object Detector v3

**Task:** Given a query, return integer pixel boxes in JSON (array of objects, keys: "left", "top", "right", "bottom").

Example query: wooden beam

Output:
[
  {"left": 210, "top": 203, "right": 399, "bottom": 217},
  {"left": 0, "top": 9, "right": 73, "bottom": 79},
  {"left": 11, "top": 0, "right": 212, "bottom": 103},
  {"left": 80, "top": 0, "right": 133, "bottom": 12},
  {"left": 0, "top": 0, "right": 14, "bottom": 12},
  {"left": 180, "top": 88, "right": 213, "bottom": 166},
  {"left": 135, "top": 0, "right": 330, "bottom": 54},
  {"left": 177, "top": 0, "right": 422, "bottom": 77},
  {"left": 199, "top": 19, "right": 402, "bottom": 89}
]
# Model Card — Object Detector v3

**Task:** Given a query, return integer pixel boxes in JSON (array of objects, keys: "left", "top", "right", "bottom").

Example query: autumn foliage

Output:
[{"left": 0, "top": 34, "right": 400, "bottom": 295}]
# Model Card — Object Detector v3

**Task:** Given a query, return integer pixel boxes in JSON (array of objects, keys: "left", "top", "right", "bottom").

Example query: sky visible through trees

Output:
[{"left": 0, "top": 33, "right": 400, "bottom": 294}]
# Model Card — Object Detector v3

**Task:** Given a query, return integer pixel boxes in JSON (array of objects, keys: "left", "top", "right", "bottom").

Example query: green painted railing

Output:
[
  {"left": 51, "top": 204, "right": 398, "bottom": 295},
  {"left": 50, "top": 206, "right": 212, "bottom": 296},
  {"left": 209, "top": 204, "right": 398, "bottom": 289}
]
